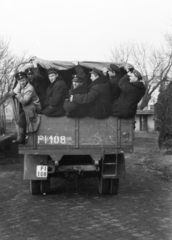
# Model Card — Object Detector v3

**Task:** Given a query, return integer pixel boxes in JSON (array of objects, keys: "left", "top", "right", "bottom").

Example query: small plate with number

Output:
[{"left": 36, "top": 165, "right": 48, "bottom": 178}]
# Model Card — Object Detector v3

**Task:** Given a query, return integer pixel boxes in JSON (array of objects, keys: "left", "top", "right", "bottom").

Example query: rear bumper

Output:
[{"left": 19, "top": 147, "right": 133, "bottom": 160}]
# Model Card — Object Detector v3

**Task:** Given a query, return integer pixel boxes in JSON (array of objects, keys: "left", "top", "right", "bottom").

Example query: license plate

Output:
[{"left": 36, "top": 165, "right": 48, "bottom": 178}]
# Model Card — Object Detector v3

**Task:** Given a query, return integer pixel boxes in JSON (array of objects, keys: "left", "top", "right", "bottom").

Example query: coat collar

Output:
[
  {"left": 49, "top": 76, "right": 63, "bottom": 88},
  {"left": 89, "top": 76, "right": 108, "bottom": 88},
  {"left": 130, "top": 81, "right": 146, "bottom": 90}
]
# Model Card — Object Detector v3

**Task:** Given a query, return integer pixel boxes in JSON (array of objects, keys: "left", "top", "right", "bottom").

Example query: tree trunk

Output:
[
  {"left": 138, "top": 93, "right": 152, "bottom": 110},
  {"left": 0, "top": 105, "right": 5, "bottom": 135}
]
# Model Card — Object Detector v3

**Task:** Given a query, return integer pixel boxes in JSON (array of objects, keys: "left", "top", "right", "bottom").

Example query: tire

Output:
[
  {"left": 98, "top": 176, "right": 110, "bottom": 194},
  {"left": 98, "top": 177, "right": 119, "bottom": 195},
  {"left": 109, "top": 179, "right": 119, "bottom": 195},
  {"left": 40, "top": 179, "right": 51, "bottom": 194},
  {"left": 30, "top": 180, "right": 41, "bottom": 195}
]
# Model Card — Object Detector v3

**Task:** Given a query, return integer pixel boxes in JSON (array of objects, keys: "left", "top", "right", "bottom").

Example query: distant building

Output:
[
  {"left": 135, "top": 110, "right": 155, "bottom": 132},
  {"left": 135, "top": 78, "right": 172, "bottom": 132}
]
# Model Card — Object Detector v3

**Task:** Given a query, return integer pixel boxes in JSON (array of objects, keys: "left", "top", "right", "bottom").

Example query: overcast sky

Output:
[{"left": 0, "top": 0, "right": 172, "bottom": 61}]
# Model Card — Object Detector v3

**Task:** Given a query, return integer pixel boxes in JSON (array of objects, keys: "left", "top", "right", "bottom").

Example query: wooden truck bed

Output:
[{"left": 19, "top": 115, "right": 134, "bottom": 157}]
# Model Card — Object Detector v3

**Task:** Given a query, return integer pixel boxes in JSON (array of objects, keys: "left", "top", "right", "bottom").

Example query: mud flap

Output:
[{"left": 24, "top": 154, "right": 48, "bottom": 180}]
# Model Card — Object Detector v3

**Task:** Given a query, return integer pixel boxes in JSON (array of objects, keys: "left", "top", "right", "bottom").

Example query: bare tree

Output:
[
  {"left": 0, "top": 37, "right": 27, "bottom": 134},
  {"left": 0, "top": 37, "right": 26, "bottom": 107},
  {"left": 110, "top": 39, "right": 172, "bottom": 109}
]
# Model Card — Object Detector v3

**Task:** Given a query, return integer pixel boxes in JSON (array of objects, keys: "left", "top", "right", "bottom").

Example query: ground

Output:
[
  {"left": 1, "top": 131, "right": 172, "bottom": 240},
  {"left": 133, "top": 131, "right": 172, "bottom": 181}
]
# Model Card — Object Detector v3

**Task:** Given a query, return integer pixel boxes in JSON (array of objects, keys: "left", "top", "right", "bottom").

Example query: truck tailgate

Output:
[{"left": 22, "top": 115, "right": 133, "bottom": 152}]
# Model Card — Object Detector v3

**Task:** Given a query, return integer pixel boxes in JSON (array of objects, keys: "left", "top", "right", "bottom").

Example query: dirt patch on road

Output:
[
  {"left": 134, "top": 132, "right": 172, "bottom": 180},
  {"left": 0, "top": 155, "right": 23, "bottom": 165},
  {"left": 143, "top": 149, "right": 172, "bottom": 180}
]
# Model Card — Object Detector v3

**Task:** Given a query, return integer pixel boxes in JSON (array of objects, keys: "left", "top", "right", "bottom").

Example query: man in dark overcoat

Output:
[
  {"left": 25, "top": 68, "right": 49, "bottom": 108},
  {"left": 42, "top": 68, "right": 68, "bottom": 117},
  {"left": 74, "top": 64, "right": 88, "bottom": 83},
  {"left": 70, "top": 68, "right": 111, "bottom": 119},
  {"left": 107, "top": 64, "right": 127, "bottom": 103},
  {"left": 63, "top": 75, "right": 88, "bottom": 117},
  {"left": 111, "top": 69, "right": 146, "bottom": 118}
]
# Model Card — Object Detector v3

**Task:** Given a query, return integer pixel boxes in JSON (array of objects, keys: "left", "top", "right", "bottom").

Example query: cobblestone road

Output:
[{"left": 0, "top": 141, "right": 172, "bottom": 240}]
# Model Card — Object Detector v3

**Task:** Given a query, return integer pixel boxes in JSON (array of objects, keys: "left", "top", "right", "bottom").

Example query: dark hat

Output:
[
  {"left": 72, "top": 75, "right": 84, "bottom": 83},
  {"left": 127, "top": 63, "right": 134, "bottom": 70},
  {"left": 118, "top": 62, "right": 134, "bottom": 70},
  {"left": 107, "top": 64, "right": 120, "bottom": 73},
  {"left": 46, "top": 68, "right": 58, "bottom": 75},
  {"left": 25, "top": 68, "right": 34, "bottom": 75},
  {"left": 90, "top": 68, "right": 103, "bottom": 76},
  {"left": 15, "top": 71, "right": 27, "bottom": 80},
  {"left": 133, "top": 69, "right": 142, "bottom": 80}
]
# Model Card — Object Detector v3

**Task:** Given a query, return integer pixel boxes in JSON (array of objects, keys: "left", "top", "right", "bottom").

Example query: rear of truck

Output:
[
  {"left": 16, "top": 58, "right": 135, "bottom": 195},
  {"left": 19, "top": 115, "right": 134, "bottom": 195}
]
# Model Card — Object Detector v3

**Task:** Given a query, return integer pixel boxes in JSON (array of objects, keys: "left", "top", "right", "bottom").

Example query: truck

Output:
[{"left": 16, "top": 58, "right": 134, "bottom": 195}]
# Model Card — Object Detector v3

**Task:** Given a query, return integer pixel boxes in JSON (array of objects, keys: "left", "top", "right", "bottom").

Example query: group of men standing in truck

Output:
[{"left": 10, "top": 62, "right": 146, "bottom": 144}]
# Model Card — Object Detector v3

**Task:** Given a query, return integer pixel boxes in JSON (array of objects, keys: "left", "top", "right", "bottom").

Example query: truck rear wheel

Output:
[
  {"left": 98, "top": 177, "right": 110, "bottom": 194},
  {"left": 98, "top": 177, "right": 119, "bottom": 195},
  {"left": 40, "top": 179, "right": 51, "bottom": 194},
  {"left": 30, "top": 180, "right": 41, "bottom": 195},
  {"left": 109, "top": 179, "right": 119, "bottom": 195}
]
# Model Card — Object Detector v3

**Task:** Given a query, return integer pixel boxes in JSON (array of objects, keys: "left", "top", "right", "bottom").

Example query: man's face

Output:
[
  {"left": 126, "top": 68, "right": 135, "bottom": 77},
  {"left": 102, "top": 67, "right": 108, "bottom": 76},
  {"left": 48, "top": 73, "right": 58, "bottom": 83},
  {"left": 90, "top": 73, "right": 98, "bottom": 81},
  {"left": 72, "top": 81, "right": 83, "bottom": 89},
  {"left": 128, "top": 72, "right": 138, "bottom": 82},
  {"left": 108, "top": 70, "right": 116, "bottom": 78},
  {"left": 127, "top": 70, "right": 133, "bottom": 77},
  {"left": 18, "top": 77, "right": 28, "bottom": 88},
  {"left": 27, "top": 73, "right": 34, "bottom": 82}
]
